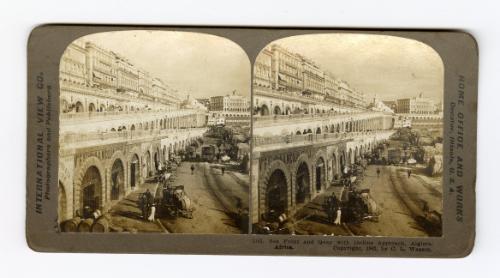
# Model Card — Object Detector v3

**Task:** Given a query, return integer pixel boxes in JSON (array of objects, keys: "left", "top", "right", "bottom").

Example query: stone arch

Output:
[
  {"left": 285, "top": 106, "right": 292, "bottom": 115},
  {"left": 316, "top": 127, "right": 322, "bottom": 134},
  {"left": 295, "top": 160, "right": 311, "bottom": 204},
  {"left": 261, "top": 159, "right": 291, "bottom": 217},
  {"left": 74, "top": 156, "right": 105, "bottom": 213},
  {"left": 58, "top": 180, "right": 68, "bottom": 222},
  {"left": 107, "top": 150, "right": 127, "bottom": 198},
  {"left": 128, "top": 150, "right": 141, "bottom": 190},
  {"left": 75, "top": 101, "right": 84, "bottom": 113},
  {"left": 273, "top": 105, "right": 282, "bottom": 115},
  {"left": 88, "top": 102, "right": 96, "bottom": 112},
  {"left": 292, "top": 153, "right": 312, "bottom": 204},
  {"left": 313, "top": 149, "right": 327, "bottom": 192},
  {"left": 260, "top": 104, "right": 270, "bottom": 116},
  {"left": 109, "top": 158, "right": 125, "bottom": 201},
  {"left": 60, "top": 98, "right": 69, "bottom": 113}
]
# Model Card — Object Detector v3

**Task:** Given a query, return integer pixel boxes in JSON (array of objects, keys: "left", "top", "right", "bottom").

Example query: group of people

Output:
[
  {"left": 138, "top": 189, "right": 156, "bottom": 222},
  {"left": 324, "top": 162, "right": 381, "bottom": 225}
]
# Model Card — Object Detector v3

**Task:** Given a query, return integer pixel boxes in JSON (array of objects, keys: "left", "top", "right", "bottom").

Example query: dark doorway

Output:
[
  {"left": 111, "top": 159, "right": 124, "bottom": 200},
  {"left": 267, "top": 169, "right": 287, "bottom": 216},
  {"left": 273, "top": 105, "right": 281, "bottom": 115},
  {"left": 75, "top": 101, "right": 84, "bottom": 113},
  {"left": 81, "top": 166, "right": 101, "bottom": 212},
  {"left": 130, "top": 154, "right": 139, "bottom": 189},
  {"left": 296, "top": 162, "right": 310, "bottom": 204},
  {"left": 316, "top": 157, "right": 325, "bottom": 192}
]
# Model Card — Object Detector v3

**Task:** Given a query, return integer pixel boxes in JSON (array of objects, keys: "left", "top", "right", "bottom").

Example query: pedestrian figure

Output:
[
  {"left": 407, "top": 169, "right": 412, "bottom": 178},
  {"left": 139, "top": 193, "right": 148, "bottom": 220},
  {"left": 376, "top": 168, "right": 380, "bottom": 178},
  {"left": 141, "top": 189, "right": 153, "bottom": 220},
  {"left": 144, "top": 189, "right": 153, "bottom": 205},
  {"left": 190, "top": 164, "right": 195, "bottom": 175},
  {"left": 148, "top": 203, "right": 156, "bottom": 222},
  {"left": 221, "top": 166, "right": 225, "bottom": 175},
  {"left": 334, "top": 208, "right": 342, "bottom": 225}
]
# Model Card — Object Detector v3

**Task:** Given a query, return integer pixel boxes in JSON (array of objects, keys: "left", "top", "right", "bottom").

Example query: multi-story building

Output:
[
  {"left": 351, "top": 89, "right": 366, "bottom": 108},
  {"left": 301, "top": 57, "right": 325, "bottom": 100},
  {"left": 114, "top": 54, "right": 139, "bottom": 94},
  {"left": 396, "top": 94, "right": 435, "bottom": 114},
  {"left": 271, "top": 44, "right": 303, "bottom": 94},
  {"left": 253, "top": 47, "right": 272, "bottom": 90},
  {"left": 152, "top": 77, "right": 167, "bottom": 101},
  {"left": 138, "top": 69, "right": 152, "bottom": 98},
  {"left": 60, "top": 39, "right": 87, "bottom": 87},
  {"left": 85, "top": 42, "right": 117, "bottom": 89},
  {"left": 59, "top": 39, "right": 88, "bottom": 113},
  {"left": 209, "top": 92, "right": 250, "bottom": 126},
  {"left": 253, "top": 44, "right": 371, "bottom": 116},
  {"left": 58, "top": 40, "right": 188, "bottom": 114}
]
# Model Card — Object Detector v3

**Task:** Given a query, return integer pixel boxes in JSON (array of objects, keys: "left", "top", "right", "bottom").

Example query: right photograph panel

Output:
[{"left": 251, "top": 34, "right": 444, "bottom": 237}]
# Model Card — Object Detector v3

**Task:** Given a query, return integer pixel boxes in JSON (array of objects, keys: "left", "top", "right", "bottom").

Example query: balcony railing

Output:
[
  {"left": 60, "top": 127, "right": 207, "bottom": 145},
  {"left": 253, "top": 130, "right": 395, "bottom": 147},
  {"left": 60, "top": 108, "right": 200, "bottom": 121},
  {"left": 253, "top": 110, "right": 389, "bottom": 126}
]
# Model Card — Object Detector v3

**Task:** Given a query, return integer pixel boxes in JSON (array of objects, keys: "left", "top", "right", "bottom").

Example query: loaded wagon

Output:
[{"left": 158, "top": 185, "right": 194, "bottom": 219}]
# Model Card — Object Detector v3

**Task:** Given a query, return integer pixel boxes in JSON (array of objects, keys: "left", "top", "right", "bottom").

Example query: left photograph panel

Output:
[{"left": 58, "top": 31, "right": 251, "bottom": 234}]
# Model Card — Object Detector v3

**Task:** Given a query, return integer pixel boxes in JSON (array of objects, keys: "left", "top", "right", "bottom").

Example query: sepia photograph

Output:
[
  {"left": 251, "top": 34, "right": 444, "bottom": 236},
  {"left": 57, "top": 30, "right": 251, "bottom": 234}
]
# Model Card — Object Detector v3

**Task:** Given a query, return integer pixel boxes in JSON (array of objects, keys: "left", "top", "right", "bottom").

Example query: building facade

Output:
[
  {"left": 252, "top": 44, "right": 368, "bottom": 117},
  {"left": 59, "top": 39, "right": 184, "bottom": 114},
  {"left": 396, "top": 94, "right": 436, "bottom": 114},
  {"left": 209, "top": 92, "right": 250, "bottom": 126}
]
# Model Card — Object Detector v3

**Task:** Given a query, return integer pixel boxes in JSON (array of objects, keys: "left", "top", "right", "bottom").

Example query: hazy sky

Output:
[
  {"left": 273, "top": 34, "right": 444, "bottom": 102},
  {"left": 80, "top": 30, "right": 250, "bottom": 99}
]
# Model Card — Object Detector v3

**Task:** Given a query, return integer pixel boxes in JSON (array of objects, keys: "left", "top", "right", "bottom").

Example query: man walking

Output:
[
  {"left": 407, "top": 169, "right": 412, "bottom": 178},
  {"left": 376, "top": 167, "right": 381, "bottom": 178},
  {"left": 190, "top": 164, "right": 195, "bottom": 175}
]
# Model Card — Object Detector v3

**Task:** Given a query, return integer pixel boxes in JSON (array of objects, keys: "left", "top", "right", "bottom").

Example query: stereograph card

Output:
[{"left": 26, "top": 25, "right": 477, "bottom": 257}]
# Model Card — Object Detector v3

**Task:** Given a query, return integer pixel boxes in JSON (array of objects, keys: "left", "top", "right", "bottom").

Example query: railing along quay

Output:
[
  {"left": 60, "top": 127, "right": 206, "bottom": 144},
  {"left": 253, "top": 130, "right": 394, "bottom": 147},
  {"left": 60, "top": 108, "right": 200, "bottom": 121},
  {"left": 253, "top": 110, "right": 391, "bottom": 126}
]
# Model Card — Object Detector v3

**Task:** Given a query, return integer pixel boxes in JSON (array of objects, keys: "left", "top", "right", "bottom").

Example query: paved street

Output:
[
  {"left": 347, "top": 165, "right": 442, "bottom": 237},
  {"left": 158, "top": 162, "right": 248, "bottom": 234},
  {"left": 288, "top": 164, "right": 442, "bottom": 237}
]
